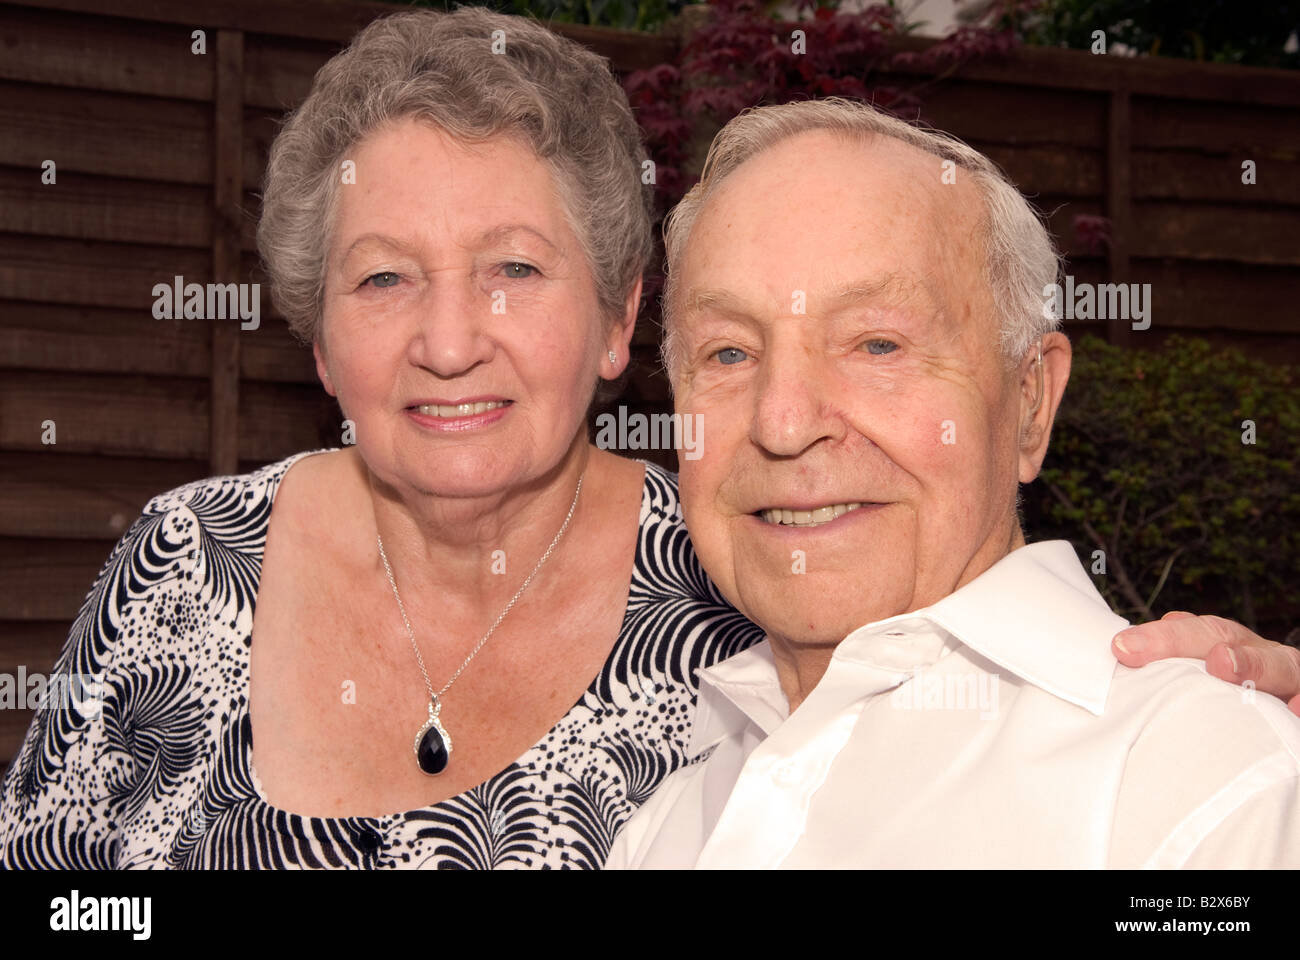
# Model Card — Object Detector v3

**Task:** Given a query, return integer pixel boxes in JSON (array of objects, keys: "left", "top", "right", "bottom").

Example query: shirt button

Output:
[{"left": 772, "top": 760, "right": 801, "bottom": 788}]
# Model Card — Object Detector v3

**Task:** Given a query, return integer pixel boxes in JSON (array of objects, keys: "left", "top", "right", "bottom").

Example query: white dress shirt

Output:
[{"left": 607, "top": 541, "right": 1300, "bottom": 869}]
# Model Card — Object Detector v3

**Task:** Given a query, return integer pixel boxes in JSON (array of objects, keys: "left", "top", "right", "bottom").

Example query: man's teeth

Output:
[
  {"left": 759, "top": 503, "right": 865, "bottom": 526},
  {"left": 415, "top": 401, "right": 508, "bottom": 417}
]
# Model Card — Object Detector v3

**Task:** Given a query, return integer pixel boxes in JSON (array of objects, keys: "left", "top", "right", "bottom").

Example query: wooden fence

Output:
[{"left": 1, "top": 0, "right": 1297, "bottom": 773}]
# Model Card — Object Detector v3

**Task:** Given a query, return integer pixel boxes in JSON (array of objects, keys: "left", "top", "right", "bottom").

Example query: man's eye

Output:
[
  {"left": 715, "top": 347, "right": 749, "bottom": 365},
  {"left": 502, "top": 262, "right": 537, "bottom": 279},
  {"left": 861, "top": 338, "right": 899, "bottom": 355},
  {"left": 363, "top": 272, "right": 400, "bottom": 289}
]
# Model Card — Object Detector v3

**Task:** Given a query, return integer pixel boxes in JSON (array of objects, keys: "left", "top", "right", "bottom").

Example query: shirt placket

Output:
[{"left": 694, "top": 656, "right": 911, "bottom": 868}]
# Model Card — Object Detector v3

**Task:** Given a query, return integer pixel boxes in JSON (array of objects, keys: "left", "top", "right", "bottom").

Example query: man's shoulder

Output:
[
  {"left": 1110, "top": 655, "right": 1300, "bottom": 760},
  {"left": 1104, "top": 657, "right": 1300, "bottom": 866}
]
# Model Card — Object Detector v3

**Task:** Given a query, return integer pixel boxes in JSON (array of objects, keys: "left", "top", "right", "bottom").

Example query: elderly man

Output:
[{"left": 607, "top": 98, "right": 1300, "bottom": 869}]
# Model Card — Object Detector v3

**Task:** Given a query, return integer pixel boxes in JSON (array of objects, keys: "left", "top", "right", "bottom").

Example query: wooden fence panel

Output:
[{"left": 0, "top": 81, "right": 213, "bottom": 184}]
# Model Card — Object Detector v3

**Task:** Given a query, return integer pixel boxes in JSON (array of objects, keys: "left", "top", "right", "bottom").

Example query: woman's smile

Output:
[{"left": 404, "top": 397, "right": 514, "bottom": 432}]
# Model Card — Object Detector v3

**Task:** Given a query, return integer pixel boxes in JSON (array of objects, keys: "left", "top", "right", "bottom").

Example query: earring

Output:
[{"left": 608, "top": 350, "right": 618, "bottom": 364}]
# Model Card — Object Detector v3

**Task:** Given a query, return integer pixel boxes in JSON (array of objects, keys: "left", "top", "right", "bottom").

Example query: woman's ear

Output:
[
  {"left": 1017, "top": 332, "right": 1071, "bottom": 483},
  {"left": 313, "top": 338, "right": 337, "bottom": 397},
  {"left": 602, "top": 277, "right": 643, "bottom": 379}
]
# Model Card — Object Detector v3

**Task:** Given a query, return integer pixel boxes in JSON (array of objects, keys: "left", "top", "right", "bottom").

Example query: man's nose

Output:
[
  {"left": 407, "top": 277, "right": 494, "bottom": 377},
  {"left": 749, "top": 345, "right": 844, "bottom": 457}
]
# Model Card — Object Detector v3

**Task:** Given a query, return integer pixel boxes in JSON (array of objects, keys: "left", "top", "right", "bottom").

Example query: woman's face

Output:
[{"left": 316, "top": 117, "right": 626, "bottom": 499}]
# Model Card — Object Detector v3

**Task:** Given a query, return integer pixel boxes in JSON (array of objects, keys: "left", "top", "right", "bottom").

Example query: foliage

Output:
[
  {"left": 1021, "top": 0, "right": 1300, "bottom": 68},
  {"left": 1028, "top": 335, "right": 1300, "bottom": 632},
  {"left": 624, "top": 0, "right": 1033, "bottom": 279}
]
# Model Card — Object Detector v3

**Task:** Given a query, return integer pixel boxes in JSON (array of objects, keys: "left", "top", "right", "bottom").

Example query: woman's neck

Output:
[{"left": 360, "top": 435, "right": 593, "bottom": 627}]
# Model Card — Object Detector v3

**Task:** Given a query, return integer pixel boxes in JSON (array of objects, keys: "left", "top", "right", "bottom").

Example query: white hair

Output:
[{"left": 660, "top": 97, "right": 1061, "bottom": 377}]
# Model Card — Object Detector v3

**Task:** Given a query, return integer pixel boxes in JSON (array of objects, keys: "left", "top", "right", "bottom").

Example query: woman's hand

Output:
[{"left": 1114, "top": 611, "right": 1300, "bottom": 716}]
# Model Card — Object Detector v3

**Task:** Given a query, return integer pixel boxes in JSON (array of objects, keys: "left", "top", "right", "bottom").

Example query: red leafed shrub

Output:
[{"left": 625, "top": 0, "right": 1042, "bottom": 218}]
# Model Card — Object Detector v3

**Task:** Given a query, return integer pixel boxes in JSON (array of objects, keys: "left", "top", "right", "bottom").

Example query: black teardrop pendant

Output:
[{"left": 417, "top": 724, "right": 449, "bottom": 775}]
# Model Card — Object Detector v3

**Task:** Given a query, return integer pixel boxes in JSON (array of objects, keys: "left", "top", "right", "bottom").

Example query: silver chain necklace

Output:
[{"left": 376, "top": 472, "right": 584, "bottom": 776}]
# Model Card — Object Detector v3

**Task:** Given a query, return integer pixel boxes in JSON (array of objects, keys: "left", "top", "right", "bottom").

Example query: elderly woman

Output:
[{"left": 0, "top": 8, "right": 1292, "bottom": 870}]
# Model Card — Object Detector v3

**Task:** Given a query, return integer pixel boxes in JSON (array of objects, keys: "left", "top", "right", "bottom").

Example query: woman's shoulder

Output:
[
  {"left": 103, "top": 449, "right": 338, "bottom": 622},
  {"left": 637, "top": 459, "right": 685, "bottom": 524},
  {"left": 142, "top": 448, "right": 334, "bottom": 519},
  {"left": 629, "top": 459, "right": 736, "bottom": 612}
]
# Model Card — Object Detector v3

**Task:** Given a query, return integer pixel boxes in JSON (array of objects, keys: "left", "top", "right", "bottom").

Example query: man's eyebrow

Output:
[
  {"left": 827, "top": 273, "right": 913, "bottom": 306},
  {"left": 684, "top": 286, "right": 752, "bottom": 317},
  {"left": 683, "top": 273, "right": 918, "bottom": 318}
]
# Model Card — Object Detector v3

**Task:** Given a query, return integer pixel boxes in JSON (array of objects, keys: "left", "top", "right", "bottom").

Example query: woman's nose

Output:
[{"left": 407, "top": 278, "right": 495, "bottom": 377}]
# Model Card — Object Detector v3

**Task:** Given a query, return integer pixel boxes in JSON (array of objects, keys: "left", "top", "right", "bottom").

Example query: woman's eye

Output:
[
  {"left": 502, "top": 262, "right": 537, "bottom": 279},
  {"left": 715, "top": 347, "right": 748, "bottom": 365},
  {"left": 861, "top": 338, "right": 899, "bottom": 355},
  {"left": 363, "top": 272, "right": 400, "bottom": 289}
]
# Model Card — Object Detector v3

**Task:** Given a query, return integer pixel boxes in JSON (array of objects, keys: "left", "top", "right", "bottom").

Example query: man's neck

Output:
[
  {"left": 769, "top": 641, "right": 838, "bottom": 715},
  {"left": 768, "top": 523, "right": 1030, "bottom": 715}
]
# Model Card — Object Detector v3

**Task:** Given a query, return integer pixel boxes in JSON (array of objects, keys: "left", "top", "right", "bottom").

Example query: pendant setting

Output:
[{"left": 414, "top": 698, "right": 452, "bottom": 776}]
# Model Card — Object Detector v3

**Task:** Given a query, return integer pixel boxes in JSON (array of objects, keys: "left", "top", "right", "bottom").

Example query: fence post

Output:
[
  {"left": 1105, "top": 87, "right": 1132, "bottom": 347},
  {"left": 210, "top": 28, "right": 244, "bottom": 475}
]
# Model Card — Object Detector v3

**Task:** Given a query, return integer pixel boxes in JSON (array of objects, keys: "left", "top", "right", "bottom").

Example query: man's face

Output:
[{"left": 673, "top": 131, "right": 1030, "bottom": 646}]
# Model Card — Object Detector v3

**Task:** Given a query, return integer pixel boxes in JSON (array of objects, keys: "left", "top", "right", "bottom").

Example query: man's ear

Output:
[
  {"left": 1017, "top": 331, "right": 1071, "bottom": 483},
  {"left": 602, "top": 276, "right": 643, "bottom": 379},
  {"left": 313, "top": 339, "right": 338, "bottom": 398}
]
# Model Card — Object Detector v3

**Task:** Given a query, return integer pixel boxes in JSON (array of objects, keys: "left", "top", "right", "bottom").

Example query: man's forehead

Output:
[
  {"left": 683, "top": 271, "right": 936, "bottom": 319},
  {"left": 676, "top": 133, "right": 983, "bottom": 314},
  {"left": 711, "top": 129, "right": 972, "bottom": 212}
]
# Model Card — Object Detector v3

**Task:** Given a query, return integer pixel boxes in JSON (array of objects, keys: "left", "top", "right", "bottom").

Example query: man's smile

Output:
[
  {"left": 756, "top": 502, "right": 870, "bottom": 526},
  {"left": 747, "top": 501, "right": 891, "bottom": 530}
]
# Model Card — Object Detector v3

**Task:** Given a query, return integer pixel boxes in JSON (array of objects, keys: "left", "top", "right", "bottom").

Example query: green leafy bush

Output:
[
  {"left": 1021, "top": 0, "right": 1300, "bottom": 69},
  {"left": 1028, "top": 335, "right": 1299, "bottom": 635}
]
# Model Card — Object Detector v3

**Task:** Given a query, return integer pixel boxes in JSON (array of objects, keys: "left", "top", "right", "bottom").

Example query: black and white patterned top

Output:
[{"left": 0, "top": 451, "right": 763, "bottom": 869}]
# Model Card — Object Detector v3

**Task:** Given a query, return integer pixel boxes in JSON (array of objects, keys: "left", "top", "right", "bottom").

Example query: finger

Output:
[
  {"left": 1289, "top": 693, "right": 1300, "bottom": 719},
  {"left": 1113, "top": 615, "right": 1239, "bottom": 665},
  {"left": 1206, "top": 642, "right": 1300, "bottom": 705}
]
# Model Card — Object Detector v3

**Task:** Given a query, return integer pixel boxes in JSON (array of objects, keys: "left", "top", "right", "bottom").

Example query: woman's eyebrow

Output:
[
  {"left": 475, "top": 223, "right": 560, "bottom": 252},
  {"left": 338, "top": 232, "right": 421, "bottom": 261}
]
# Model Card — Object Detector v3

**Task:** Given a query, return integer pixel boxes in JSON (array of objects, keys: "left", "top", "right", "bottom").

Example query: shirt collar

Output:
[
  {"left": 688, "top": 541, "right": 1128, "bottom": 757},
  {"left": 688, "top": 640, "right": 786, "bottom": 757},
  {"left": 916, "top": 539, "right": 1128, "bottom": 716}
]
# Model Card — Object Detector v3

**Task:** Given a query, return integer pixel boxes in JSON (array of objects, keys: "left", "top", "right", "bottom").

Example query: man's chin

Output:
[
  {"left": 734, "top": 584, "right": 906, "bottom": 647},
  {"left": 723, "top": 531, "right": 914, "bottom": 638}
]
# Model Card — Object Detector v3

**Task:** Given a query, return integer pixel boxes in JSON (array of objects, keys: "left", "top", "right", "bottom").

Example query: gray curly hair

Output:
[
  {"left": 660, "top": 97, "right": 1062, "bottom": 377},
  {"left": 257, "top": 6, "right": 654, "bottom": 342}
]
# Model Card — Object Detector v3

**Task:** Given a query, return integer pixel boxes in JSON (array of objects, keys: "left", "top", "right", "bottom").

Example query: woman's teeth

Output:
[
  {"left": 415, "top": 401, "right": 509, "bottom": 417},
  {"left": 759, "top": 503, "right": 865, "bottom": 526}
]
